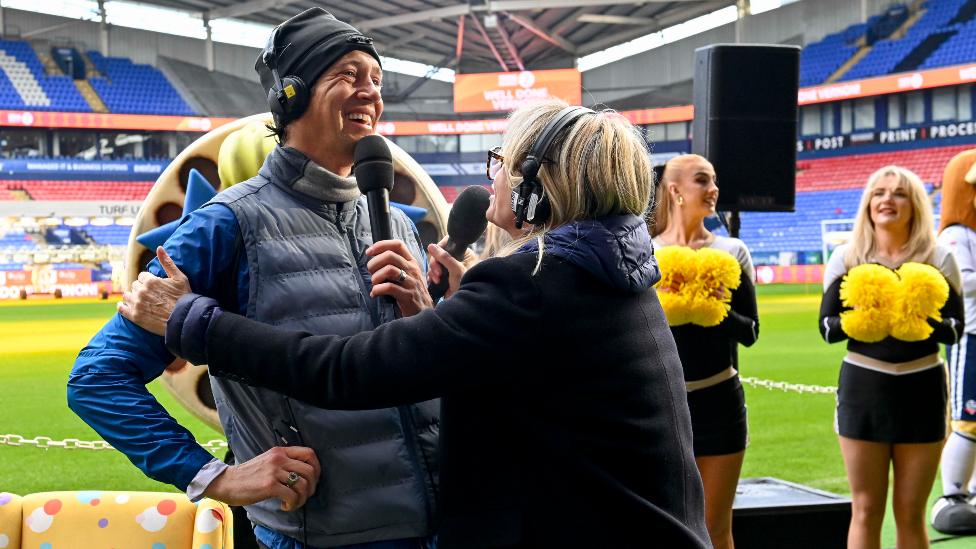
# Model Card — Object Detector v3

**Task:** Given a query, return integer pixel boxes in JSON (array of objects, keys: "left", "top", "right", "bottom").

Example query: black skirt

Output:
[
  {"left": 687, "top": 376, "right": 748, "bottom": 456},
  {"left": 836, "top": 361, "right": 948, "bottom": 443}
]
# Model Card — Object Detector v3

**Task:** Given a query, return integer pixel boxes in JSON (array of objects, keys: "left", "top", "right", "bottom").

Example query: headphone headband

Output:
[
  {"left": 527, "top": 106, "right": 595, "bottom": 169},
  {"left": 513, "top": 105, "right": 596, "bottom": 228},
  {"left": 263, "top": 25, "right": 284, "bottom": 88},
  {"left": 261, "top": 23, "right": 308, "bottom": 125}
]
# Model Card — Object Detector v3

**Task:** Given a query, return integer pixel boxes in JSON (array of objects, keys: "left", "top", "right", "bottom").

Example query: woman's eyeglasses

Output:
[{"left": 487, "top": 147, "right": 504, "bottom": 181}]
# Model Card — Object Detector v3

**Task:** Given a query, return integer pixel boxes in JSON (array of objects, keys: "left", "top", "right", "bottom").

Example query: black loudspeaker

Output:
[
  {"left": 692, "top": 44, "right": 800, "bottom": 212},
  {"left": 732, "top": 477, "right": 851, "bottom": 549}
]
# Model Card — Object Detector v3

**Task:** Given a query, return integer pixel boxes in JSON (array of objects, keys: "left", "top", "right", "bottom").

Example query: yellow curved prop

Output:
[{"left": 126, "top": 113, "right": 450, "bottom": 432}]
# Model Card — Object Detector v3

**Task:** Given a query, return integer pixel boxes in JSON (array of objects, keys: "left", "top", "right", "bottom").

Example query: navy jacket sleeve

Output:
[
  {"left": 67, "top": 203, "right": 244, "bottom": 490},
  {"left": 178, "top": 258, "right": 542, "bottom": 410}
]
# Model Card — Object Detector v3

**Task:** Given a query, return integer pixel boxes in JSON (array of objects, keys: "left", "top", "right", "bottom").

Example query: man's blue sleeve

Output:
[{"left": 67, "top": 204, "right": 244, "bottom": 490}]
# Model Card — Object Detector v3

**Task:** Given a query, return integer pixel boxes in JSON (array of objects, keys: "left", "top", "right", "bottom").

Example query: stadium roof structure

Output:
[{"left": 132, "top": 1, "right": 739, "bottom": 71}]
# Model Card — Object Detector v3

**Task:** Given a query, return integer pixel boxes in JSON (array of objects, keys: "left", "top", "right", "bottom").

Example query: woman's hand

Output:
[
  {"left": 366, "top": 240, "right": 432, "bottom": 317},
  {"left": 426, "top": 238, "right": 472, "bottom": 300},
  {"left": 118, "top": 246, "right": 191, "bottom": 336}
]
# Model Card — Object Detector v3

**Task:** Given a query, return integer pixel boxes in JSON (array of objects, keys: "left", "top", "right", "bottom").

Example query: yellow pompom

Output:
[
  {"left": 841, "top": 308, "right": 890, "bottom": 343},
  {"left": 218, "top": 121, "right": 277, "bottom": 188},
  {"left": 889, "top": 308, "right": 934, "bottom": 342},
  {"left": 839, "top": 261, "right": 949, "bottom": 343},
  {"left": 695, "top": 298, "right": 730, "bottom": 328},
  {"left": 887, "top": 262, "right": 949, "bottom": 342},
  {"left": 895, "top": 262, "right": 949, "bottom": 322},
  {"left": 658, "top": 291, "right": 694, "bottom": 326},
  {"left": 655, "top": 246, "right": 697, "bottom": 326},
  {"left": 840, "top": 263, "right": 899, "bottom": 309},
  {"left": 654, "top": 246, "right": 742, "bottom": 327},
  {"left": 697, "top": 247, "right": 743, "bottom": 293},
  {"left": 654, "top": 246, "right": 698, "bottom": 292}
]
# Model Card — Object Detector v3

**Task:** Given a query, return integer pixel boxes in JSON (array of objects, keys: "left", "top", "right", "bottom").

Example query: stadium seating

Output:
[
  {"left": 87, "top": 51, "right": 195, "bottom": 115},
  {"left": 0, "top": 180, "right": 154, "bottom": 201},
  {"left": 0, "top": 39, "right": 91, "bottom": 112},
  {"left": 920, "top": 18, "right": 976, "bottom": 69},
  {"left": 735, "top": 145, "right": 966, "bottom": 256},
  {"left": 0, "top": 39, "right": 192, "bottom": 114},
  {"left": 81, "top": 224, "right": 130, "bottom": 246},
  {"left": 842, "top": 0, "right": 971, "bottom": 81},
  {"left": 739, "top": 189, "right": 864, "bottom": 254},
  {"left": 800, "top": 0, "right": 976, "bottom": 86},
  {"left": 0, "top": 229, "right": 37, "bottom": 250},
  {"left": 799, "top": 23, "right": 869, "bottom": 87},
  {"left": 865, "top": 4, "right": 910, "bottom": 45},
  {"left": 796, "top": 144, "right": 973, "bottom": 191},
  {"left": 45, "top": 226, "right": 86, "bottom": 245}
]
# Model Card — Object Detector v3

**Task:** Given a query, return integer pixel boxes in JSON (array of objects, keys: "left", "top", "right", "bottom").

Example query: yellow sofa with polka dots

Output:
[{"left": 0, "top": 491, "right": 232, "bottom": 549}]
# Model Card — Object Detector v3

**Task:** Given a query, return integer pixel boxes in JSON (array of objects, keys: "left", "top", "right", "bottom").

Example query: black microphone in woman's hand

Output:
[
  {"left": 429, "top": 185, "right": 491, "bottom": 301},
  {"left": 354, "top": 135, "right": 395, "bottom": 243}
]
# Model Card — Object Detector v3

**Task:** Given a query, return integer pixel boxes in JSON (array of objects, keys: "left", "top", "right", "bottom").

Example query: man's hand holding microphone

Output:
[{"left": 357, "top": 136, "right": 490, "bottom": 313}]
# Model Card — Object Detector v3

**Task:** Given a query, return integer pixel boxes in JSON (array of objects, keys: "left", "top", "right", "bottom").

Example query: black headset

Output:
[
  {"left": 512, "top": 106, "right": 595, "bottom": 229},
  {"left": 262, "top": 25, "right": 310, "bottom": 123}
]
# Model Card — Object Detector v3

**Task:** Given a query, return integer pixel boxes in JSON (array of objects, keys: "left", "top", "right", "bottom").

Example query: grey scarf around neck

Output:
[{"left": 284, "top": 146, "right": 361, "bottom": 203}]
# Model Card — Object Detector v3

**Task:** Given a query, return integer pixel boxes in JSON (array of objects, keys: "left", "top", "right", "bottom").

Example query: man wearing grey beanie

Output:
[{"left": 69, "top": 8, "right": 438, "bottom": 549}]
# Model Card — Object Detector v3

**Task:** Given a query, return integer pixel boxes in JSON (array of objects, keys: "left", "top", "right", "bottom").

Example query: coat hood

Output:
[{"left": 517, "top": 214, "right": 659, "bottom": 293}]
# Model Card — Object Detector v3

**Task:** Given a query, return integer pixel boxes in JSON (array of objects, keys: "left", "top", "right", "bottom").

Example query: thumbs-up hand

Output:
[{"left": 118, "top": 246, "right": 193, "bottom": 336}]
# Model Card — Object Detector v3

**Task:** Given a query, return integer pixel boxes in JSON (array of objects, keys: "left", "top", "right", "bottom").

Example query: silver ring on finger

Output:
[
  {"left": 396, "top": 268, "right": 407, "bottom": 284},
  {"left": 285, "top": 471, "right": 300, "bottom": 488}
]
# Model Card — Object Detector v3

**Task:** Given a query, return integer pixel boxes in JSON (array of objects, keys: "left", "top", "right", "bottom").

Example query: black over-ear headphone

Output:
[
  {"left": 262, "top": 25, "right": 310, "bottom": 122},
  {"left": 512, "top": 106, "right": 595, "bottom": 229}
]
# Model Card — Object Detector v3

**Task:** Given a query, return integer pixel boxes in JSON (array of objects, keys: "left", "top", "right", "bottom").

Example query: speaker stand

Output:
[{"left": 728, "top": 210, "right": 741, "bottom": 238}]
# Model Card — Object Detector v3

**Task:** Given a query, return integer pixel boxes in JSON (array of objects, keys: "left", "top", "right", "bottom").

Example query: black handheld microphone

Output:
[
  {"left": 429, "top": 185, "right": 491, "bottom": 301},
  {"left": 354, "top": 135, "right": 395, "bottom": 243}
]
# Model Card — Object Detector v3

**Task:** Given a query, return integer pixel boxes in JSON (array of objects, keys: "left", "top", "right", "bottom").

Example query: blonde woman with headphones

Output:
[{"left": 119, "top": 99, "right": 710, "bottom": 548}]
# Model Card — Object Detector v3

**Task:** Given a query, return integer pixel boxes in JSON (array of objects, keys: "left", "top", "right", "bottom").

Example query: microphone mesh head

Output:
[
  {"left": 353, "top": 135, "right": 394, "bottom": 193},
  {"left": 448, "top": 185, "right": 491, "bottom": 245}
]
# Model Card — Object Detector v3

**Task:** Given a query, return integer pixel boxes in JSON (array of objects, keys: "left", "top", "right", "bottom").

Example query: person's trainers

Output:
[{"left": 932, "top": 494, "right": 976, "bottom": 535}]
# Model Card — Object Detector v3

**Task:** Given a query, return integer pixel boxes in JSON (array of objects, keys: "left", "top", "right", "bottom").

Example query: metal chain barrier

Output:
[
  {"left": 0, "top": 434, "right": 227, "bottom": 453},
  {"left": 4, "top": 380, "right": 836, "bottom": 451},
  {"left": 740, "top": 376, "right": 837, "bottom": 395}
]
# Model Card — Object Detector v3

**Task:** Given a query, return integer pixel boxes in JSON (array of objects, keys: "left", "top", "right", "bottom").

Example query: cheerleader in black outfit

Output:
[
  {"left": 652, "top": 154, "right": 759, "bottom": 549},
  {"left": 820, "top": 165, "right": 963, "bottom": 549}
]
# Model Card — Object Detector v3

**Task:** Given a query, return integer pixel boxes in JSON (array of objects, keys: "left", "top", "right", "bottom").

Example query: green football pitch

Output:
[{"left": 0, "top": 287, "right": 973, "bottom": 548}]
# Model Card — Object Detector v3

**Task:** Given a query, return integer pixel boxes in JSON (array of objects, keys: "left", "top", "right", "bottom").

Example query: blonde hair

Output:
[
  {"left": 845, "top": 165, "right": 936, "bottom": 269},
  {"left": 495, "top": 99, "right": 653, "bottom": 261},
  {"left": 649, "top": 154, "right": 713, "bottom": 237}
]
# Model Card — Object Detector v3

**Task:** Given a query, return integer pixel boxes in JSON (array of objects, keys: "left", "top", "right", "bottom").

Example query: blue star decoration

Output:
[
  {"left": 137, "top": 168, "right": 429, "bottom": 250},
  {"left": 136, "top": 169, "right": 216, "bottom": 250}
]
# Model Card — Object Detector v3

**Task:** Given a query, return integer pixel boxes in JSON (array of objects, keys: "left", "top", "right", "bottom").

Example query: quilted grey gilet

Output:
[{"left": 208, "top": 148, "right": 439, "bottom": 547}]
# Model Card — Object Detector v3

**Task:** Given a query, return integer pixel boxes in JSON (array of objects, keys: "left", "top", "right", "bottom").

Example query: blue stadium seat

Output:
[
  {"left": 0, "top": 229, "right": 37, "bottom": 250},
  {"left": 0, "top": 39, "right": 91, "bottom": 112},
  {"left": 799, "top": 23, "right": 869, "bottom": 87},
  {"left": 86, "top": 51, "right": 195, "bottom": 115},
  {"left": 920, "top": 19, "right": 976, "bottom": 69},
  {"left": 735, "top": 185, "right": 943, "bottom": 256},
  {"left": 841, "top": 0, "right": 971, "bottom": 81},
  {"left": 81, "top": 224, "right": 131, "bottom": 246}
]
